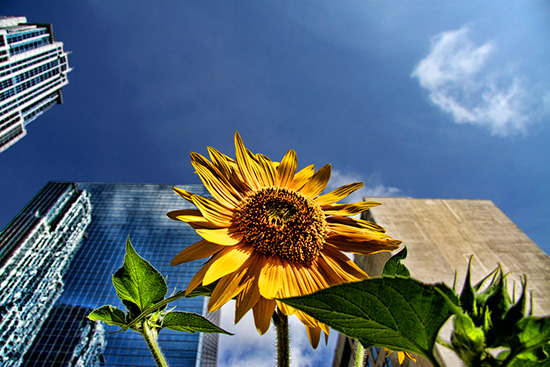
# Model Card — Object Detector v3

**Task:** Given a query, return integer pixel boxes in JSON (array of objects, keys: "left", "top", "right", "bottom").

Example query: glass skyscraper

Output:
[
  {"left": 0, "top": 16, "right": 71, "bottom": 153},
  {"left": 0, "top": 182, "right": 220, "bottom": 367}
]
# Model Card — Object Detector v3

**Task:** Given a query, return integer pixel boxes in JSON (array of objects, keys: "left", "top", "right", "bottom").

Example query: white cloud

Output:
[
  {"left": 218, "top": 302, "right": 275, "bottom": 367},
  {"left": 326, "top": 170, "right": 402, "bottom": 203},
  {"left": 412, "top": 26, "right": 537, "bottom": 136},
  {"left": 218, "top": 301, "right": 337, "bottom": 367}
]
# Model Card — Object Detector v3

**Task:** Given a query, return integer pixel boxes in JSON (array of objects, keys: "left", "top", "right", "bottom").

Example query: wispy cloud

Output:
[
  {"left": 218, "top": 301, "right": 337, "bottom": 367},
  {"left": 412, "top": 26, "right": 538, "bottom": 137},
  {"left": 326, "top": 170, "right": 402, "bottom": 203}
]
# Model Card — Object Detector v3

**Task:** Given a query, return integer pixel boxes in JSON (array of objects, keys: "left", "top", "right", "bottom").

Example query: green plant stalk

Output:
[
  {"left": 354, "top": 343, "right": 365, "bottom": 367},
  {"left": 120, "top": 291, "right": 187, "bottom": 332},
  {"left": 142, "top": 320, "right": 169, "bottom": 367},
  {"left": 273, "top": 309, "right": 290, "bottom": 367}
]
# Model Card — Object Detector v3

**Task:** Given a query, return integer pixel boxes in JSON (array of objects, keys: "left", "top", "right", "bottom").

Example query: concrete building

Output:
[
  {"left": 333, "top": 198, "right": 550, "bottom": 367},
  {"left": 0, "top": 16, "right": 71, "bottom": 153}
]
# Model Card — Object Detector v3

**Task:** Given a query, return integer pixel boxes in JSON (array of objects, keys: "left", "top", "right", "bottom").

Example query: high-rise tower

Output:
[
  {"left": 0, "top": 16, "right": 71, "bottom": 153},
  {"left": 0, "top": 182, "right": 220, "bottom": 367}
]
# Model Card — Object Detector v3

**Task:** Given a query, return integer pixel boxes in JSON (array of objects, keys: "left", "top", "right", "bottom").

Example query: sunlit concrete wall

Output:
[{"left": 333, "top": 198, "right": 550, "bottom": 367}]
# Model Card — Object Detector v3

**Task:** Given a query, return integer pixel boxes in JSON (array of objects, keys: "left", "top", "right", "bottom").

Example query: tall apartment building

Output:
[
  {"left": 0, "top": 16, "right": 71, "bottom": 153},
  {"left": 0, "top": 182, "right": 220, "bottom": 367},
  {"left": 333, "top": 197, "right": 550, "bottom": 367}
]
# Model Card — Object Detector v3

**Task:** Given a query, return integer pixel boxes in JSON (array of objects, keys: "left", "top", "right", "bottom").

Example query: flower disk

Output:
[
  {"left": 234, "top": 187, "right": 327, "bottom": 263},
  {"left": 168, "top": 132, "right": 401, "bottom": 348}
]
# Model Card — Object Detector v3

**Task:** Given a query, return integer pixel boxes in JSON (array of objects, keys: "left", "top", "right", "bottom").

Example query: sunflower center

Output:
[{"left": 234, "top": 187, "right": 328, "bottom": 263}]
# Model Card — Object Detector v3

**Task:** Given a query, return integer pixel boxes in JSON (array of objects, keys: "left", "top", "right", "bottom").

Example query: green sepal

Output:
[
  {"left": 503, "top": 276, "right": 528, "bottom": 335},
  {"left": 451, "top": 313, "right": 485, "bottom": 366},
  {"left": 483, "top": 268, "right": 512, "bottom": 347},
  {"left": 112, "top": 237, "right": 168, "bottom": 313},
  {"left": 162, "top": 311, "right": 233, "bottom": 335},
  {"left": 459, "top": 256, "right": 477, "bottom": 317},
  {"left": 88, "top": 305, "right": 128, "bottom": 328},
  {"left": 382, "top": 246, "right": 411, "bottom": 278}
]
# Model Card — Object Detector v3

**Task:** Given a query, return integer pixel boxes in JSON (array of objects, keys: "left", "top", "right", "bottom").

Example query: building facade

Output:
[
  {"left": 333, "top": 198, "right": 550, "bottom": 367},
  {"left": 0, "top": 16, "right": 71, "bottom": 153},
  {"left": 0, "top": 182, "right": 220, "bottom": 367}
]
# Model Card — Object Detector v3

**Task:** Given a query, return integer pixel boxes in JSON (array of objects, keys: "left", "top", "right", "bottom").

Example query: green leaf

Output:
[
  {"left": 514, "top": 317, "right": 550, "bottom": 362},
  {"left": 382, "top": 246, "right": 411, "bottom": 278},
  {"left": 504, "top": 344, "right": 550, "bottom": 367},
  {"left": 118, "top": 299, "right": 140, "bottom": 321},
  {"left": 112, "top": 237, "right": 168, "bottom": 312},
  {"left": 162, "top": 311, "right": 233, "bottom": 335},
  {"left": 88, "top": 305, "right": 127, "bottom": 328},
  {"left": 279, "top": 277, "right": 455, "bottom": 362}
]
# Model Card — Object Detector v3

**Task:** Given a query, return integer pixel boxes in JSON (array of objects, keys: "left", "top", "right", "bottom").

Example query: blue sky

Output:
[{"left": 2, "top": 1, "right": 549, "bottom": 366}]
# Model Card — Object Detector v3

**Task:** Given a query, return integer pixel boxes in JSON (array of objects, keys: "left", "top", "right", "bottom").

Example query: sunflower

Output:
[{"left": 167, "top": 132, "right": 400, "bottom": 347}]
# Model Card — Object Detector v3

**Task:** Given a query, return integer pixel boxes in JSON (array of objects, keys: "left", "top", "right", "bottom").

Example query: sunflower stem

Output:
[
  {"left": 273, "top": 309, "right": 290, "bottom": 367},
  {"left": 354, "top": 342, "right": 365, "bottom": 367},
  {"left": 142, "top": 320, "right": 169, "bottom": 367}
]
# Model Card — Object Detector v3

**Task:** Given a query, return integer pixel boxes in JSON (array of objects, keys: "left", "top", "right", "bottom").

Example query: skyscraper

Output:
[
  {"left": 0, "top": 16, "right": 71, "bottom": 153},
  {"left": 0, "top": 182, "right": 220, "bottom": 367},
  {"left": 333, "top": 197, "right": 550, "bottom": 367}
]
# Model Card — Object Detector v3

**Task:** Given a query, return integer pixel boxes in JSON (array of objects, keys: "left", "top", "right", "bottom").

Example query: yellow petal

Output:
[
  {"left": 296, "top": 262, "right": 330, "bottom": 292},
  {"left": 299, "top": 164, "right": 331, "bottom": 198},
  {"left": 328, "top": 221, "right": 388, "bottom": 237},
  {"left": 234, "top": 253, "right": 268, "bottom": 322},
  {"left": 326, "top": 216, "right": 387, "bottom": 233},
  {"left": 170, "top": 239, "right": 224, "bottom": 265},
  {"left": 315, "top": 182, "right": 364, "bottom": 206},
  {"left": 288, "top": 164, "right": 315, "bottom": 190},
  {"left": 252, "top": 297, "right": 276, "bottom": 334},
  {"left": 398, "top": 352, "right": 405, "bottom": 364},
  {"left": 234, "top": 132, "right": 261, "bottom": 190},
  {"left": 173, "top": 187, "right": 195, "bottom": 203},
  {"left": 306, "top": 326, "right": 321, "bottom": 349},
  {"left": 207, "top": 146, "right": 235, "bottom": 178},
  {"left": 326, "top": 230, "right": 401, "bottom": 254},
  {"left": 319, "top": 246, "right": 368, "bottom": 281},
  {"left": 322, "top": 201, "right": 381, "bottom": 216},
  {"left": 166, "top": 209, "right": 219, "bottom": 229},
  {"left": 195, "top": 227, "right": 242, "bottom": 246},
  {"left": 203, "top": 245, "right": 254, "bottom": 285},
  {"left": 275, "top": 300, "right": 296, "bottom": 316},
  {"left": 295, "top": 310, "right": 327, "bottom": 332},
  {"left": 276, "top": 149, "right": 297, "bottom": 188},
  {"left": 258, "top": 256, "right": 285, "bottom": 299},
  {"left": 191, "top": 152, "right": 242, "bottom": 207},
  {"left": 208, "top": 146, "right": 252, "bottom": 195},
  {"left": 260, "top": 258, "right": 329, "bottom": 301},
  {"left": 255, "top": 153, "right": 277, "bottom": 187},
  {"left": 184, "top": 259, "right": 213, "bottom": 296},
  {"left": 208, "top": 272, "right": 248, "bottom": 312},
  {"left": 167, "top": 208, "right": 202, "bottom": 221},
  {"left": 191, "top": 195, "right": 233, "bottom": 227},
  {"left": 235, "top": 279, "right": 260, "bottom": 323}
]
